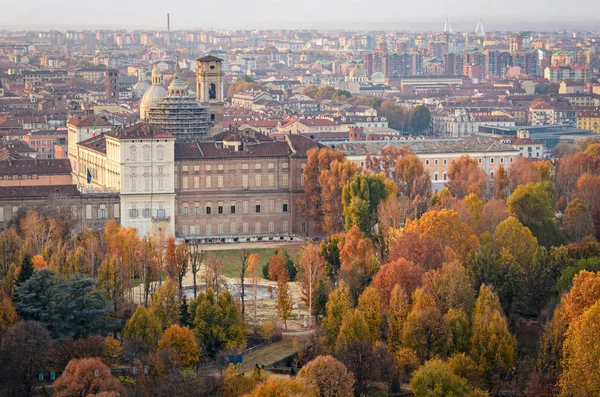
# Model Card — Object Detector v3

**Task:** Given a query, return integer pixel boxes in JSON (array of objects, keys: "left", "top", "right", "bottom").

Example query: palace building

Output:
[{"left": 66, "top": 55, "right": 319, "bottom": 239}]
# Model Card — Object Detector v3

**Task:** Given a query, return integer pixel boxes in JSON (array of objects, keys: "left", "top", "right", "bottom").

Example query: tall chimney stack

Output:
[{"left": 167, "top": 13, "right": 171, "bottom": 49}]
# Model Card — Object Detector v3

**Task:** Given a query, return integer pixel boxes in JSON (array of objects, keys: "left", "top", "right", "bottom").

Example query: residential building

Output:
[{"left": 577, "top": 109, "right": 600, "bottom": 133}]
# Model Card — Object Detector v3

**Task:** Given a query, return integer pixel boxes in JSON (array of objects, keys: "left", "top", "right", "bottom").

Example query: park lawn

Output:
[{"left": 214, "top": 245, "right": 303, "bottom": 278}]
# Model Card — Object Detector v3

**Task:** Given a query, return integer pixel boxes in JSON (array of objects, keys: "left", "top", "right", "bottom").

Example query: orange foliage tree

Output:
[
  {"left": 395, "top": 153, "right": 432, "bottom": 199},
  {"left": 404, "top": 209, "right": 479, "bottom": 260},
  {"left": 54, "top": 358, "right": 126, "bottom": 397},
  {"left": 447, "top": 156, "right": 487, "bottom": 199},
  {"left": 338, "top": 225, "right": 378, "bottom": 303},
  {"left": 318, "top": 159, "right": 360, "bottom": 234},
  {"left": 301, "top": 147, "right": 347, "bottom": 233},
  {"left": 372, "top": 258, "right": 424, "bottom": 308}
]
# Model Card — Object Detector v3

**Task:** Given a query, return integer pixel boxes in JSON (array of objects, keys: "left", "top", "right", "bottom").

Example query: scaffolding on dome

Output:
[{"left": 146, "top": 85, "right": 212, "bottom": 142}]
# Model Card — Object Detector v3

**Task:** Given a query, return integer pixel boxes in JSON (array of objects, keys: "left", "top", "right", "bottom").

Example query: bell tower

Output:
[{"left": 196, "top": 55, "right": 224, "bottom": 135}]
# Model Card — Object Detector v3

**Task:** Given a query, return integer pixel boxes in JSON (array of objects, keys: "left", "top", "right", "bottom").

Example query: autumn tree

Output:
[
  {"left": 245, "top": 376, "right": 316, "bottom": 397},
  {"left": 205, "top": 253, "right": 224, "bottom": 296},
  {"left": 509, "top": 157, "right": 542, "bottom": 189},
  {"left": 0, "top": 295, "right": 17, "bottom": 340},
  {"left": 157, "top": 324, "right": 200, "bottom": 368},
  {"left": 494, "top": 216, "right": 538, "bottom": 267},
  {"left": 247, "top": 253, "right": 261, "bottom": 333},
  {"left": 558, "top": 270, "right": 600, "bottom": 326},
  {"left": 395, "top": 153, "right": 432, "bottom": 199},
  {"left": 122, "top": 305, "right": 162, "bottom": 357},
  {"left": 388, "top": 229, "right": 446, "bottom": 271},
  {"left": 402, "top": 288, "right": 450, "bottom": 361},
  {"left": 445, "top": 309, "right": 471, "bottom": 355},
  {"left": 447, "top": 156, "right": 487, "bottom": 199},
  {"left": 372, "top": 258, "right": 424, "bottom": 308},
  {"left": 366, "top": 145, "right": 407, "bottom": 178},
  {"left": 191, "top": 289, "right": 246, "bottom": 357},
  {"left": 475, "top": 198, "right": 510, "bottom": 235},
  {"left": 319, "top": 159, "right": 360, "bottom": 234},
  {"left": 422, "top": 260, "right": 476, "bottom": 315},
  {"left": 493, "top": 164, "right": 510, "bottom": 199},
  {"left": 321, "top": 286, "right": 352, "bottom": 348},
  {"left": 563, "top": 198, "right": 594, "bottom": 243},
  {"left": 300, "top": 243, "right": 325, "bottom": 328},
  {"left": 387, "top": 286, "right": 410, "bottom": 353},
  {"left": 276, "top": 275, "right": 293, "bottom": 330},
  {"left": 101, "top": 336, "right": 122, "bottom": 367},
  {"left": 238, "top": 249, "right": 250, "bottom": 319},
  {"left": 150, "top": 277, "right": 180, "bottom": 331},
  {"left": 301, "top": 148, "right": 346, "bottom": 232},
  {"left": 164, "top": 236, "right": 177, "bottom": 281},
  {"left": 507, "top": 182, "right": 561, "bottom": 247},
  {"left": 410, "top": 359, "right": 472, "bottom": 397},
  {"left": 0, "top": 321, "right": 51, "bottom": 397},
  {"left": 334, "top": 340, "right": 375, "bottom": 396},
  {"left": 222, "top": 364, "right": 265, "bottom": 397},
  {"left": 470, "top": 285, "right": 516, "bottom": 389},
  {"left": 188, "top": 240, "right": 205, "bottom": 299},
  {"left": 20, "top": 210, "right": 58, "bottom": 256},
  {"left": 342, "top": 174, "right": 390, "bottom": 234},
  {"left": 558, "top": 300, "right": 600, "bottom": 396},
  {"left": 357, "top": 286, "right": 383, "bottom": 343},
  {"left": 338, "top": 226, "right": 378, "bottom": 304},
  {"left": 404, "top": 208, "right": 479, "bottom": 260},
  {"left": 297, "top": 355, "right": 355, "bottom": 397},
  {"left": 54, "top": 358, "right": 125, "bottom": 397},
  {"left": 576, "top": 173, "right": 600, "bottom": 212},
  {"left": 174, "top": 242, "right": 189, "bottom": 296}
]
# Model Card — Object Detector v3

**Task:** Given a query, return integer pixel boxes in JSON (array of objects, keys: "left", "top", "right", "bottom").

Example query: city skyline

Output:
[{"left": 3, "top": 0, "right": 600, "bottom": 31}]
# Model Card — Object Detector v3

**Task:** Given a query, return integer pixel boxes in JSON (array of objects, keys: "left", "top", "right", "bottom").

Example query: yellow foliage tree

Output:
[
  {"left": 559, "top": 300, "right": 600, "bottom": 396},
  {"left": 470, "top": 285, "right": 516, "bottom": 389},
  {"left": 357, "top": 286, "right": 383, "bottom": 343},
  {"left": 150, "top": 277, "right": 180, "bottom": 330},
  {"left": 157, "top": 324, "right": 200, "bottom": 368}
]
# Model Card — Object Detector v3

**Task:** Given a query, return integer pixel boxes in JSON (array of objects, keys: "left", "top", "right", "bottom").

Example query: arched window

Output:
[
  {"left": 209, "top": 83, "right": 216, "bottom": 100},
  {"left": 130, "top": 146, "right": 137, "bottom": 161},
  {"left": 211, "top": 113, "right": 215, "bottom": 121}
]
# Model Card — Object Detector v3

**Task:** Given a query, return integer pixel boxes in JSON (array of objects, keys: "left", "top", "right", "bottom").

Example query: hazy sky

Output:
[{"left": 3, "top": 0, "right": 600, "bottom": 31}]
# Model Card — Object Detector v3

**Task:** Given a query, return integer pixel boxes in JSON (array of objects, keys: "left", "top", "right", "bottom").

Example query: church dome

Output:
[
  {"left": 349, "top": 64, "right": 366, "bottom": 78},
  {"left": 139, "top": 66, "right": 167, "bottom": 120},
  {"left": 132, "top": 81, "right": 150, "bottom": 98}
]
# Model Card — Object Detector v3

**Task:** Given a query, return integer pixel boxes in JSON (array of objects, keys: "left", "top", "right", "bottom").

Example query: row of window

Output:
[
  {"left": 423, "top": 156, "right": 515, "bottom": 167},
  {"left": 180, "top": 173, "right": 289, "bottom": 189},
  {"left": 181, "top": 200, "right": 289, "bottom": 216},
  {"left": 180, "top": 162, "right": 289, "bottom": 172},
  {"left": 130, "top": 177, "right": 165, "bottom": 191},
  {"left": 181, "top": 220, "right": 289, "bottom": 235},
  {"left": 129, "top": 146, "right": 165, "bottom": 161},
  {"left": 0, "top": 204, "right": 119, "bottom": 223}
]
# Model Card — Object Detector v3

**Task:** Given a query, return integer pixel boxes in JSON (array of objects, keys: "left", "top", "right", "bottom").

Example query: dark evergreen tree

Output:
[
  {"left": 16, "top": 253, "right": 34, "bottom": 286},
  {"left": 15, "top": 269, "right": 115, "bottom": 339}
]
